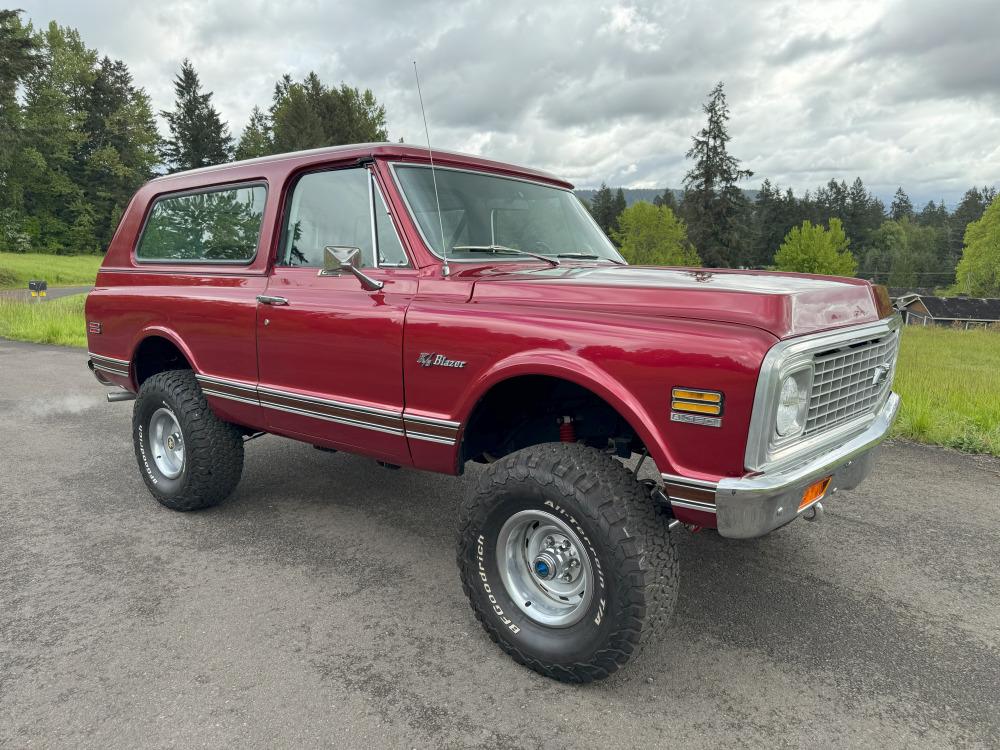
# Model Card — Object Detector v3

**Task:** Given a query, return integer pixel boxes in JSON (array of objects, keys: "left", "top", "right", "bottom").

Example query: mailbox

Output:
[{"left": 28, "top": 279, "right": 48, "bottom": 298}]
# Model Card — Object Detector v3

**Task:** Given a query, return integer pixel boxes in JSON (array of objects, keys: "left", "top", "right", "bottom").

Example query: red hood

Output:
[{"left": 468, "top": 265, "right": 890, "bottom": 339}]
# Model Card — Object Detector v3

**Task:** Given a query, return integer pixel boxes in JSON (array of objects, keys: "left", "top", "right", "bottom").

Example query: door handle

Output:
[{"left": 257, "top": 295, "right": 289, "bottom": 306}]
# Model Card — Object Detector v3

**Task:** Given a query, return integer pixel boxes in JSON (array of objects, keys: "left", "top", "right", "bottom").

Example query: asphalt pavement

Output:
[
  {"left": 1, "top": 339, "right": 998, "bottom": 749},
  {"left": 0, "top": 285, "right": 92, "bottom": 301}
]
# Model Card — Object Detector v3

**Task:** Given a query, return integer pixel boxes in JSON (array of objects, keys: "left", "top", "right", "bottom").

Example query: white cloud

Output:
[{"left": 20, "top": 0, "right": 1000, "bottom": 205}]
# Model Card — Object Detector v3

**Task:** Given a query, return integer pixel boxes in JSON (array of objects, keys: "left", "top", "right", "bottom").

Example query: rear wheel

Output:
[
  {"left": 457, "top": 442, "right": 679, "bottom": 682},
  {"left": 132, "top": 369, "right": 244, "bottom": 511}
]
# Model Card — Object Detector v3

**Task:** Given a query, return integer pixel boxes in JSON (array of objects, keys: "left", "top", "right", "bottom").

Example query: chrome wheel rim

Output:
[
  {"left": 149, "top": 407, "right": 184, "bottom": 480},
  {"left": 496, "top": 509, "right": 594, "bottom": 627}
]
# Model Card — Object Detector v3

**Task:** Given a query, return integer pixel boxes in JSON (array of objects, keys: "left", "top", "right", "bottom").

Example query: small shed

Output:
[{"left": 897, "top": 295, "right": 1000, "bottom": 329}]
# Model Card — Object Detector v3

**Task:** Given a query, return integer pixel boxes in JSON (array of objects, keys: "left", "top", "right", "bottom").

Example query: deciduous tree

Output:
[
  {"left": 955, "top": 196, "right": 1000, "bottom": 296},
  {"left": 611, "top": 201, "right": 700, "bottom": 266},
  {"left": 774, "top": 218, "right": 856, "bottom": 277}
]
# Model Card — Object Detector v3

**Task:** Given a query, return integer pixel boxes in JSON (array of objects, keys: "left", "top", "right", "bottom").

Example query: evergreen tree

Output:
[
  {"left": 889, "top": 187, "right": 914, "bottom": 221},
  {"left": 160, "top": 59, "right": 233, "bottom": 172},
  {"left": 18, "top": 21, "right": 97, "bottom": 252},
  {"left": 270, "top": 71, "right": 387, "bottom": 153},
  {"left": 652, "top": 188, "right": 677, "bottom": 211},
  {"left": 917, "top": 200, "right": 949, "bottom": 228},
  {"left": 681, "top": 82, "right": 752, "bottom": 267},
  {"left": 588, "top": 183, "right": 616, "bottom": 235},
  {"left": 749, "top": 179, "right": 794, "bottom": 267},
  {"left": 235, "top": 106, "right": 272, "bottom": 160},
  {"left": 611, "top": 187, "right": 627, "bottom": 232},
  {"left": 0, "top": 10, "right": 41, "bottom": 249},
  {"left": 78, "top": 56, "right": 160, "bottom": 248},
  {"left": 844, "top": 177, "right": 885, "bottom": 249}
]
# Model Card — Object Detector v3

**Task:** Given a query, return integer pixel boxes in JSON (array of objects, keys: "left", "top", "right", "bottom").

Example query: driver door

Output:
[{"left": 255, "top": 165, "right": 416, "bottom": 465}]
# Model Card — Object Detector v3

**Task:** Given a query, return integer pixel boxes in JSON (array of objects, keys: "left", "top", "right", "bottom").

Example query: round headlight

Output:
[{"left": 775, "top": 372, "right": 809, "bottom": 437}]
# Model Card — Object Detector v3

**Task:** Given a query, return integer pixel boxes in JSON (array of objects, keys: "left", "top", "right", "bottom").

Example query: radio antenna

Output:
[{"left": 413, "top": 61, "right": 449, "bottom": 278}]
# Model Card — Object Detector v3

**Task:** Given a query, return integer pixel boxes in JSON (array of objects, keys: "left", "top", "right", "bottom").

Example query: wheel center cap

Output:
[
  {"left": 166, "top": 434, "right": 179, "bottom": 451},
  {"left": 532, "top": 552, "right": 558, "bottom": 580}
]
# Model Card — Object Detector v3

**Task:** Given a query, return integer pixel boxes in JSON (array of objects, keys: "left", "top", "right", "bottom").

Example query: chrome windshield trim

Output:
[
  {"left": 745, "top": 315, "right": 901, "bottom": 473},
  {"left": 387, "top": 162, "right": 625, "bottom": 265}
]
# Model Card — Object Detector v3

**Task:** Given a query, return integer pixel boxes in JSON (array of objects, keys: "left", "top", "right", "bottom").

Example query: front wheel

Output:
[
  {"left": 457, "top": 443, "right": 679, "bottom": 682},
  {"left": 132, "top": 369, "right": 244, "bottom": 511}
]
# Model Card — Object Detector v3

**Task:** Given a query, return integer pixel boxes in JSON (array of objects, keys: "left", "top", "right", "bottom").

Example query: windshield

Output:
[{"left": 393, "top": 165, "right": 624, "bottom": 263}]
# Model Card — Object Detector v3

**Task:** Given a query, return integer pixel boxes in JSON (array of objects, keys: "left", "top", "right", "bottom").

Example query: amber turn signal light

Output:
[
  {"left": 800, "top": 476, "right": 832, "bottom": 509},
  {"left": 671, "top": 388, "right": 723, "bottom": 416}
]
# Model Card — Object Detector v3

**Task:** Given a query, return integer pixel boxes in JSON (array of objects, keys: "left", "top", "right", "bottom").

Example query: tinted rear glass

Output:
[{"left": 136, "top": 184, "right": 267, "bottom": 262}]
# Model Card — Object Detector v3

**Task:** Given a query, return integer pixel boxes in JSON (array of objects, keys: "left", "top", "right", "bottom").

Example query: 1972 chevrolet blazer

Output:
[{"left": 86, "top": 142, "right": 901, "bottom": 682}]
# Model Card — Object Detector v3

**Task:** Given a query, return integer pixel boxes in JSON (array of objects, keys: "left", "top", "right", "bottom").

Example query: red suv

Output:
[{"left": 86, "top": 143, "right": 901, "bottom": 682}]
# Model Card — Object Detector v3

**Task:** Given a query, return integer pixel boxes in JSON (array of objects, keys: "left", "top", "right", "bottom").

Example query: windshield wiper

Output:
[
  {"left": 554, "top": 252, "right": 625, "bottom": 265},
  {"left": 453, "top": 244, "right": 560, "bottom": 267}
]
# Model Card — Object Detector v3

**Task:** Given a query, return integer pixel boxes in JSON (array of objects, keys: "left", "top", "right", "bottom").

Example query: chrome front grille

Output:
[{"left": 804, "top": 330, "right": 899, "bottom": 436}]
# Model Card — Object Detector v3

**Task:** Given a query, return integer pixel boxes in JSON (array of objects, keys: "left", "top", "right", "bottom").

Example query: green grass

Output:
[
  {"left": 0, "top": 252, "right": 102, "bottom": 289},
  {"left": 892, "top": 326, "right": 1000, "bottom": 456},
  {"left": 0, "top": 294, "right": 87, "bottom": 347}
]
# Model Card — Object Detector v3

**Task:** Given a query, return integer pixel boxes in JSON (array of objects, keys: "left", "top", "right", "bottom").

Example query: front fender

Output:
[{"left": 454, "top": 349, "right": 679, "bottom": 476}]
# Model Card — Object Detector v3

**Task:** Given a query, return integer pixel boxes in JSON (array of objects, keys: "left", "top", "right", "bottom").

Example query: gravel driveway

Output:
[{"left": 1, "top": 339, "right": 998, "bottom": 748}]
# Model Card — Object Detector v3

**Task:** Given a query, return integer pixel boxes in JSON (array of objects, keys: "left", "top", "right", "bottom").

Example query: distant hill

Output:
[{"left": 574, "top": 188, "right": 759, "bottom": 206}]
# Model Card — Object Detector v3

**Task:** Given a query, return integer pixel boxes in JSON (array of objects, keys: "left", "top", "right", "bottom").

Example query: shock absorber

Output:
[{"left": 558, "top": 416, "right": 576, "bottom": 443}]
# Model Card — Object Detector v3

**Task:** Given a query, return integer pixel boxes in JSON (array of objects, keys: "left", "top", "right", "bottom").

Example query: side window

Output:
[
  {"left": 373, "top": 182, "right": 408, "bottom": 267},
  {"left": 282, "top": 168, "right": 374, "bottom": 267},
  {"left": 136, "top": 184, "right": 266, "bottom": 262}
]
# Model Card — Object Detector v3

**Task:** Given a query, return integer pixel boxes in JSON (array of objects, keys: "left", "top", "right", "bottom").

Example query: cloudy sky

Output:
[{"left": 21, "top": 0, "right": 1000, "bottom": 206}]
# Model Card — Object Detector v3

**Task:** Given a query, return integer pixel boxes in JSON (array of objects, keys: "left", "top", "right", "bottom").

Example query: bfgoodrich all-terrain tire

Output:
[
  {"left": 457, "top": 443, "right": 679, "bottom": 683},
  {"left": 132, "top": 369, "right": 244, "bottom": 511}
]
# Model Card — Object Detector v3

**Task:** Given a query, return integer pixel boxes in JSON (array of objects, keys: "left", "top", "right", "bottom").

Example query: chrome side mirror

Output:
[{"left": 321, "top": 246, "right": 384, "bottom": 292}]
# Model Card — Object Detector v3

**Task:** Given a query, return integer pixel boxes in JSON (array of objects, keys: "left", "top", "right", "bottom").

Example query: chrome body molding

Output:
[
  {"left": 660, "top": 473, "right": 719, "bottom": 514},
  {"left": 666, "top": 497, "right": 718, "bottom": 514},
  {"left": 402, "top": 413, "right": 461, "bottom": 445},
  {"left": 715, "top": 392, "right": 900, "bottom": 539},
  {"left": 194, "top": 374, "right": 460, "bottom": 445},
  {"left": 744, "top": 316, "right": 901, "bottom": 473},
  {"left": 89, "top": 352, "right": 130, "bottom": 377},
  {"left": 196, "top": 374, "right": 260, "bottom": 407}
]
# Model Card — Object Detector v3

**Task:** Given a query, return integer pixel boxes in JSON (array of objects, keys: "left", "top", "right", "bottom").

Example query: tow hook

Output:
[{"left": 803, "top": 502, "right": 824, "bottom": 522}]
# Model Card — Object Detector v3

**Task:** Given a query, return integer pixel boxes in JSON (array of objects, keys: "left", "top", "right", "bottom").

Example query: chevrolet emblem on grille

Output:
[{"left": 872, "top": 364, "right": 890, "bottom": 386}]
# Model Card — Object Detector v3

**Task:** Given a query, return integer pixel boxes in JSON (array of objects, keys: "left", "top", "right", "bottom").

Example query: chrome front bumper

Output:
[{"left": 713, "top": 392, "right": 900, "bottom": 539}]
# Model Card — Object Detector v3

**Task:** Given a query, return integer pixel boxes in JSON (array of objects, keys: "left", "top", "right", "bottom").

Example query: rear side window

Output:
[{"left": 136, "top": 184, "right": 267, "bottom": 263}]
